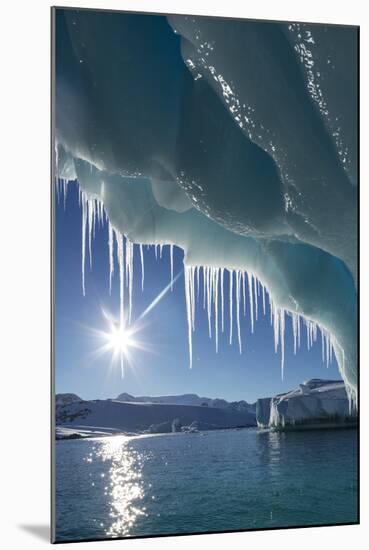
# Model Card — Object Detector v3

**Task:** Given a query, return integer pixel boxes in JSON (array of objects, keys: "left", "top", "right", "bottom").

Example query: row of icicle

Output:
[
  {"left": 184, "top": 265, "right": 334, "bottom": 377},
  {"left": 57, "top": 179, "right": 336, "bottom": 379}
]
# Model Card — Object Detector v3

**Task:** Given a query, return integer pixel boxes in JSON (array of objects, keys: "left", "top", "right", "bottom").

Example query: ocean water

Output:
[{"left": 54, "top": 428, "right": 358, "bottom": 542}]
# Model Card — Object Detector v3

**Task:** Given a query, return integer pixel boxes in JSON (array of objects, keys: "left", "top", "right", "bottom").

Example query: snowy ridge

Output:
[{"left": 55, "top": 398, "right": 256, "bottom": 437}]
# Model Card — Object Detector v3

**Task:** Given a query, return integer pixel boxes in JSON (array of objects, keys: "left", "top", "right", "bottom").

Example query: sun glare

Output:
[
  {"left": 93, "top": 309, "right": 147, "bottom": 377},
  {"left": 107, "top": 326, "right": 133, "bottom": 355},
  {"left": 88, "top": 302, "right": 160, "bottom": 378}
]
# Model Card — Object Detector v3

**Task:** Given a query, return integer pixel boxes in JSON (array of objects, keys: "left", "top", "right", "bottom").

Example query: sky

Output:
[{"left": 55, "top": 183, "right": 341, "bottom": 403}]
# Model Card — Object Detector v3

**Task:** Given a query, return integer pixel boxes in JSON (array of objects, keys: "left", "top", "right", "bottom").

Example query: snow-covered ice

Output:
[{"left": 256, "top": 379, "right": 356, "bottom": 429}]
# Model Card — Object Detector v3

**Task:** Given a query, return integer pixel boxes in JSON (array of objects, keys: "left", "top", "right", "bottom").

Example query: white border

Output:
[{"left": 1, "top": 1, "right": 367, "bottom": 549}]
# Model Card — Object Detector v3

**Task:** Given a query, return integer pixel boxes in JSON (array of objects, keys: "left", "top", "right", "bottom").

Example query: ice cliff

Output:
[
  {"left": 54, "top": 10, "right": 358, "bottom": 402},
  {"left": 256, "top": 379, "right": 357, "bottom": 429}
]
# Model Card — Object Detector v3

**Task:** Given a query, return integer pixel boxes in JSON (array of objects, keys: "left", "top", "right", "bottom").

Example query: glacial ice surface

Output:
[
  {"left": 54, "top": 10, "right": 358, "bottom": 403},
  {"left": 256, "top": 379, "right": 356, "bottom": 429}
]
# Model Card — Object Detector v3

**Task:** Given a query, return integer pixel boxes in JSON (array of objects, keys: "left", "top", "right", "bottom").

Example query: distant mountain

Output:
[
  {"left": 115, "top": 392, "right": 256, "bottom": 413},
  {"left": 55, "top": 393, "right": 82, "bottom": 407}
]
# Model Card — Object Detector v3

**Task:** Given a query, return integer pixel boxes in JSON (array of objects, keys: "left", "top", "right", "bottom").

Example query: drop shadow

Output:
[{"left": 18, "top": 524, "right": 50, "bottom": 542}]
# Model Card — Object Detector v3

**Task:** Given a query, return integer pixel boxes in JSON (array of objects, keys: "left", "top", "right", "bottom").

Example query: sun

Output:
[
  {"left": 87, "top": 307, "right": 154, "bottom": 378},
  {"left": 106, "top": 325, "right": 133, "bottom": 356}
]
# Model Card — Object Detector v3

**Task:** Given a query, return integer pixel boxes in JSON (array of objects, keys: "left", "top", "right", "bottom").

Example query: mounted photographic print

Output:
[{"left": 51, "top": 6, "right": 359, "bottom": 543}]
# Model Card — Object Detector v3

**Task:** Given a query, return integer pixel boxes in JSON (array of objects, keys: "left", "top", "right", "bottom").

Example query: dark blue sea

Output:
[{"left": 55, "top": 428, "right": 358, "bottom": 542}]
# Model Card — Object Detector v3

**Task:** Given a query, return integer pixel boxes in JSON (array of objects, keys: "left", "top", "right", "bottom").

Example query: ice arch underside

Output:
[{"left": 54, "top": 10, "right": 358, "bottom": 403}]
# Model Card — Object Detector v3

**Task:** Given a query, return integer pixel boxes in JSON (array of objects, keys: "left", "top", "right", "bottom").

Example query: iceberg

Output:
[
  {"left": 256, "top": 379, "right": 357, "bottom": 429},
  {"left": 54, "top": 10, "right": 358, "bottom": 403}
]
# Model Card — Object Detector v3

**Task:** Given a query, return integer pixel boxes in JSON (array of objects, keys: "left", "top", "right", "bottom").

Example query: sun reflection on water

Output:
[{"left": 95, "top": 436, "right": 147, "bottom": 537}]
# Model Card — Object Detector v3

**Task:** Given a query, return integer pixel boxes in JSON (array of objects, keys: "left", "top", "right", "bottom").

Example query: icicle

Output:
[
  {"left": 321, "top": 330, "right": 327, "bottom": 367},
  {"left": 159, "top": 244, "right": 163, "bottom": 259},
  {"left": 214, "top": 268, "right": 219, "bottom": 352},
  {"left": 140, "top": 243, "right": 144, "bottom": 291},
  {"left": 81, "top": 193, "right": 87, "bottom": 296},
  {"left": 206, "top": 267, "right": 212, "bottom": 338},
  {"left": 97, "top": 200, "right": 101, "bottom": 226},
  {"left": 63, "top": 179, "right": 68, "bottom": 210},
  {"left": 184, "top": 266, "right": 193, "bottom": 369},
  {"left": 297, "top": 314, "right": 301, "bottom": 349},
  {"left": 292, "top": 313, "right": 297, "bottom": 355},
  {"left": 253, "top": 275, "right": 258, "bottom": 321},
  {"left": 305, "top": 320, "right": 310, "bottom": 350},
  {"left": 220, "top": 268, "right": 225, "bottom": 332},
  {"left": 242, "top": 272, "right": 246, "bottom": 316},
  {"left": 116, "top": 232, "right": 125, "bottom": 377},
  {"left": 125, "top": 240, "right": 134, "bottom": 324},
  {"left": 190, "top": 267, "right": 196, "bottom": 331},
  {"left": 280, "top": 309, "right": 285, "bottom": 380},
  {"left": 99, "top": 199, "right": 103, "bottom": 226},
  {"left": 193, "top": 267, "right": 196, "bottom": 330},
  {"left": 325, "top": 332, "right": 328, "bottom": 366},
  {"left": 170, "top": 244, "right": 174, "bottom": 291},
  {"left": 203, "top": 266, "right": 207, "bottom": 310},
  {"left": 262, "top": 284, "right": 266, "bottom": 316},
  {"left": 247, "top": 273, "right": 254, "bottom": 333},
  {"left": 95, "top": 199, "right": 99, "bottom": 227},
  {"left": 194, "top": 268, "right": 197, "bottom": 327},
  {"left": 108, "top": 223, "right": 114, "bottom": 295},
  {"left": 229, "top": 269, "right": 233, "bottom": 345},
  {"left": 269, "top": 294, "right": 273, "bottom": 326},
  {"left": 236, "top": 270, "right": 242, "bottom": 353},
  {"left": 87, "top": 199, "right": 94, "bottom": 269},
  {"left": 273, "top": 304, "right": 279, "bottom": 354},
  {"left": 196, "top": 265, "right": 200, "bottom": 301},
  {"left": 92, "top": 200, "right": 97, "bottom": 240}
]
